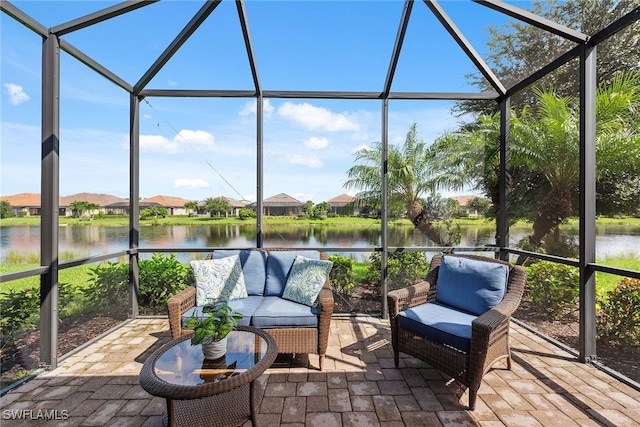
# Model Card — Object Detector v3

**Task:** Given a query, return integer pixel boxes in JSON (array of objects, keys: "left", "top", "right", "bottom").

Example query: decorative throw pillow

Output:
[
  {"left": 281, "top": 255, "right": 333, "bottom": 307},
  {"left": 190, "top": 255, "right": 248, "bottom": 306}
]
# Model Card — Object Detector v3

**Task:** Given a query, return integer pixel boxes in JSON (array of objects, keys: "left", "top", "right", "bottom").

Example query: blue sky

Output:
[{"left": 1, "top": 1, "right": 516, "bottom": 204}]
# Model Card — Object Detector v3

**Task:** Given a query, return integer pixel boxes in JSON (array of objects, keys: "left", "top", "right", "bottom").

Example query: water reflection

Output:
[{"left": 1, "top": 223, "right": 639, "bottom": 262}]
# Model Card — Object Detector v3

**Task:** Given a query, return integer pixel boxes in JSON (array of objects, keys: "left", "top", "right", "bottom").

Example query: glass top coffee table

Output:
[{"left": 139, "top": 326, "right": 277, "bottom": 427}]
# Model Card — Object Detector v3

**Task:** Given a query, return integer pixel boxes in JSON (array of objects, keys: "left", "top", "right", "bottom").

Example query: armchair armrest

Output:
[
  {"left": 387, "top": 280, "right": 432, "bottom": 320},
  {"left": 167, "top": 285, "right": 196, "bottom": 339}
]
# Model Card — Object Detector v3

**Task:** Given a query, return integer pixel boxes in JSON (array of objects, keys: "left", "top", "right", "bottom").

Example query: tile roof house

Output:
[
  {"left": 261, "top": 193, "right": 302, "bottom": 216},
  {"left": 220, "top": 197, "right": 249, "bottom": 216},
  {"left": 1, "top": 193, "right": 42, "bottom": 216},
  {"left": 327, "top": 193, "right": 357, "bottom": 216},
  {"left": 140, "top": 195, "right": 194, "bottom": 216},
  {"left": 60, "top": 193, "right": 127, "bottom": 217}
]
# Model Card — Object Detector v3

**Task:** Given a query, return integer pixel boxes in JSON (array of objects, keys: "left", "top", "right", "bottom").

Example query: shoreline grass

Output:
[{"left": 2, "top": 214, "right": 638, "bottom": 228}]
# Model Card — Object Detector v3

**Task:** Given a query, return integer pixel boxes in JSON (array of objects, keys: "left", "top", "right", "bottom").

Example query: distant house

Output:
[
  {"left": 220, "top": 197, "right": 248, "bottom": 216},
  {"left": 261, "top": 193, "right": 302, "bottom": 216},
  {"left": 1, "top": 192, "right": 129, "bottom": 217},
  {"left": 1, "top": 193, "right": 41, "bottom": 216},
  {"left": 450, "top": 195, "right": 483, "bottom": 217},
  {"left": 60, "top": 193, "right": 127, "bottom": 217},
  {"left": 327, "top": 193, "right": 358, "bottom": 216},
  {"left": 140, "top": 195, "right": 194, "bottom": 216},
  {"left": 105, "top": 201, "right": 161, "bottom": 215}
]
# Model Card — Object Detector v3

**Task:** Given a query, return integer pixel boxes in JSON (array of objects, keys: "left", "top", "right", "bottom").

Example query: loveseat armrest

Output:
[
  {"left": 316, "top": 285, "right": 334, "bottom": 358},
  {"left": 167, "top": 285, "right": 196, "bottom": 339}
]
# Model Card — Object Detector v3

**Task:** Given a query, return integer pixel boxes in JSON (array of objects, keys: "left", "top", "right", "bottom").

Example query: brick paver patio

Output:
[{"left": 1, "top": 317, "right": 639, "bottom": 426}]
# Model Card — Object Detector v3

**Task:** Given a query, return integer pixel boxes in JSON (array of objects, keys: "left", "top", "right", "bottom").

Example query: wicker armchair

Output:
[
  {"left": 167, "top": 249, "right": 334, "bottom": 370},
  {"left": 387, "top": 254, "right": 526, "bottom": 410}
]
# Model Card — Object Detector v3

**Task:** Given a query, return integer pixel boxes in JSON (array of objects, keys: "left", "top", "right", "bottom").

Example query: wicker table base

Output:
[{"left": 140, "top": 326, "right": 278, "bottom": 427}]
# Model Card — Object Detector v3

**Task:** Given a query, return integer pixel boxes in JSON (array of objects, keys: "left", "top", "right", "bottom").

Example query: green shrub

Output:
[
  {"left": 597, "top": 277, "right": 640, "bottom": 347},
  {"left": 84, "top": 261, "right": 129, "bottom": 317},
  {"left": 363, "top": 251, "right": 429, "bottom": 291},
  {"left": 0, "top": 282, "right": 81, "bottom": 344},
  {"left": 525, "top": 261, "right": 579, "bottom": 317},
  {"left": 139, "top": 253, "right": 190, "bottom": 308},
  {"left": 239, "top": 208, "right": 256, "bottom": 220},
  {"left": 0, "top": 287, "right": 40, "bottom": 344},
  {"left": 328, "top": 254, "right": 355, "bottom": 293},
  {"left": 83, "top": 254, "right": 190, "bottom": 316}
]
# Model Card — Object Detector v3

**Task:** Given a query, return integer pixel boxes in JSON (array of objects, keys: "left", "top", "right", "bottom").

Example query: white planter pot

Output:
[{"left": 201, "top": 337, "right": 227, "bottom": 360}]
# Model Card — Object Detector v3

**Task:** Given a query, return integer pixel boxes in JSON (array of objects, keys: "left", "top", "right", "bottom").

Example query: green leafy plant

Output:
[
  {"left": 83, "top": 254, "right": 191, "bottom": 316},
  {"left": 0, "top": 282, "right": 84, "bottom": 345},
  {"left": 238, "top": 207, "right": 256, "bottom": 220},
  {"left": 363, "top": 251, "right": 429, "bottom": 291},
  {"left": 138, "top": 253, "right": 190, "bottom": 309},
  {"left": 185, "top": 302, "right": 243, "bottom": 345},
  {"left": 525, "top": 261, "right": 579, "bottom": 317},
  {"left": 597, "top": 277, "right": 640, "bottom": 347},
  {"left": 84, "top": 261, "right": 129, "bottom": 316},
  {"left": 328, "top": 254, "right": 355, "bottom": 293},
  {"left": 0, "top": 287, "right": 40, "bottom": 344}
]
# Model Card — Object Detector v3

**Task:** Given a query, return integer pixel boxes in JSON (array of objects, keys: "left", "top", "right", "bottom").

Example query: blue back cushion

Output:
[
  {"left": 265, "top": 250, "right": 320, "bottom": 296},
  {"left": 436, "top": 256, "right": 509, "bottom": 315},
  {"left": 212, "top": 250, "right": 267, "bottom": 296}
]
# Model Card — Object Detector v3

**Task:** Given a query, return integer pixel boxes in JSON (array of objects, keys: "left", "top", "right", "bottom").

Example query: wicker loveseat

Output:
[
  {"left": 167, "top": 248, "right": 333, "bottom": 370},
  {"left": 387, "top": 254, "right": 526, "bottom": 410}
]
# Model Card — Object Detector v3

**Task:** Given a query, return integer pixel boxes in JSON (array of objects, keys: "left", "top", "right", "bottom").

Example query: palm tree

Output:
[
  {"left": 344, "top": 123, "right": 458, "bottom": 245},
  {"left": 184, "top": 201, "right": 199, "bottom": 217},
  {"left": 433, "top": 71, "right": 640, "bottom": 257}
]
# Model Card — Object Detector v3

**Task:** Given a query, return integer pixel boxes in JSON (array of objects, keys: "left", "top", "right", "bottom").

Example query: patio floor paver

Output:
[{"left": 1, "top": 317, "right": 639, "bottom": 426}]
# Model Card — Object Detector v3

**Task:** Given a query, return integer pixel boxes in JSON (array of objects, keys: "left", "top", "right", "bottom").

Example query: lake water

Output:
[{"left": 1, "top": 223, "right": 639, "bottom": 263}]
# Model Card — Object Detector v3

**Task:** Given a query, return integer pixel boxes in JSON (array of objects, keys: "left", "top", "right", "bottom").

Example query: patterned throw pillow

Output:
[
  {"left": 190, "top": 255, "right": 248, "bottom": 306},
  {"left": 282, "top": 255, "right": 333, "bottom": 307}
]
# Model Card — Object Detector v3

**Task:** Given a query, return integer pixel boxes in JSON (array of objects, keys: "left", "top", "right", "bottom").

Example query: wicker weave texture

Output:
[
  {"left": 387, "top": 254, "right": 526, "bottom": 410},
  {"left": 139, "top": 326, "right": 277, "bottom": 427}
]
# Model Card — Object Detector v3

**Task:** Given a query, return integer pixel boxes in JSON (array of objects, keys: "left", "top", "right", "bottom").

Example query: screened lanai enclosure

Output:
[{"left": 1, "top": 0, "right": 639, "bottom": 394}]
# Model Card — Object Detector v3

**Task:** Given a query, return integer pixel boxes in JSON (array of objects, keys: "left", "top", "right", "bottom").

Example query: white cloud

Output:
[
  {"left": 173, "top": 178, "right": 210, "bottom": 189},
  {"left": 4, "top": 83, "right": 30, "bottom": 105},
  {"left": 140, "top": 134, "right": 182, "bottom": 154},
  {"left": 139, "top": 129, "right": 214, "bottom": 154},
  {"left": 285, "top": 154, "right": 322, "bottom": 168},
  {"left": 239, "top": 99, "right": 274, "bottom": 118},
  {"left": 143, "top": 114, "right": 152, "bottom": 120},
  {"left": 175, "top": 129, "right": 215, "bottom": 146},
  {"left": 168, "top": 79, "right": 178, "bottom": 87},
  {"left": 278, "top": 102, "right": 360, "bottom": 132},
  {"left": 304, "top": 136, "right": 328, "bottom": 149}
]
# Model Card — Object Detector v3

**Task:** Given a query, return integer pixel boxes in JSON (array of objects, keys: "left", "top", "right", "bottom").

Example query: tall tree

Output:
[
  {"left": 344, "top": 123, "right": 460, "bottom": 245},
  {"left": 438, "top": 71, "right": 640, "bottom": 256},
  {"left": 184, "top": 201, "right": 199, "bottom": 217},
  {"left": 69, "top": 200, "right": 99, "bottom": 219},
  {"left": 203, "top": 197, "right": 232, "bottom": 217},
  {"left": 457, "top": 0, "right": 640, "bottom": 116}
]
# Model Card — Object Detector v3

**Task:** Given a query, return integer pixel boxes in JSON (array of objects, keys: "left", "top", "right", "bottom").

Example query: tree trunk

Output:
[
  {"left": 517, "top": 187, "right": 572, "bottom": 264},
  {"left": 406, "top": 201, "right": 448, "bottom": 246}
]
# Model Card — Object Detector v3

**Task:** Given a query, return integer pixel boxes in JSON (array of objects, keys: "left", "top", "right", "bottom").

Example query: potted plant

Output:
[{"left": 185, "top": 301, "right": 243, "bottom": 359}]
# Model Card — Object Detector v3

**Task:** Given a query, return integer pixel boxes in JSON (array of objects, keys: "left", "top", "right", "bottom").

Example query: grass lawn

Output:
[{"left": 0, "top": 263, "right": 94, "bottom": 293}]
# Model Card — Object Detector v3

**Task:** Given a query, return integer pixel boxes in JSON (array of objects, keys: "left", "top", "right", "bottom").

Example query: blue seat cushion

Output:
[
  {"left": 436, "top": 256, "right": 509, "bottom": 315},
  {"left": 181, "top": 296, "right": 263, "bottom": 328},
  {"left": 212, "top": 250, "right": 267, "bottom": 296},
  {"left": 265, "top": 250, "right": 320, "bottom": 296},
  {"left": 251, "top": 297, "right": 319, "bottom": 328},
  {"left": 398, "top": 302, "right": 476, "bottom": 352}
]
